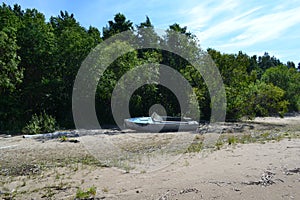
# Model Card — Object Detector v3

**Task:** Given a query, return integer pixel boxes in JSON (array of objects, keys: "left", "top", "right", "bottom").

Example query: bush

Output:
[
  {"left": 22, "top": 111, "right": 58, "bottom": 134},
  {"left": 75, "top": 186, "right": 97, "bottom": 199}
]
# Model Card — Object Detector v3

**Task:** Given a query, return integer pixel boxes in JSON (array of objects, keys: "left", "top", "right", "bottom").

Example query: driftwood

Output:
[
  {"left": 284, "top": 168, "right": 300, "bottom": 175},
  {"left": 242, "top": 171, "right": 277, "bottom": 186},
  {"left": 23, "top": 131, "right": 79, "bottom": 139},
  {"left": 197, "top": 122, "right": 254, "bottom": 134}
]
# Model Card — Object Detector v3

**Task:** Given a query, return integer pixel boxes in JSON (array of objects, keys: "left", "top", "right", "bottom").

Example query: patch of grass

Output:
[
  {"left": 227, "top": 136, "right": 237, "bottom": 145},
  {"left": 41, "top": 186, "right": 55, "bottom": 198},
  {"left": 1, "top": 187, "right": 17, "bottom": 199},
  {"left": 184, "top": 135, "right": 204, "bottom": 153},
  {"left": 123, "top": 163, "right": 133, "bottom": 173},
  {"left": 60, "top": 135, "right": 67, "bottom": 142},
  {"left": 185, "top": 141, "right": 203, "bottom": 153},
  {"left": 75, "top": 186, "right": 96, "bottom": 199},
  {"left": 0, "top": 163, "right": 42, "bottom": 176},
  {"left": 239, "top": 133, "right": 254, "bottom": 144},
  {"left": 55, "top": 172, "right": 60, "bottom": 180},
  {"left": 215, "top": 140, "right": 224, "bottom": 150},
  {"left": 81, "top": 155, "right": 102, "bottom": 166}
]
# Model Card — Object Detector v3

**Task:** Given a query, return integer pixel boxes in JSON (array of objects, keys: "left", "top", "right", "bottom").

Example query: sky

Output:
[{"left": 3, "top": 0, "right": 300, "bottom": 64}]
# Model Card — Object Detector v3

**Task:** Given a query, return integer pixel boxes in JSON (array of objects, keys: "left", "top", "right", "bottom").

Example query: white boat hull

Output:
[{"left": 124, "top": 115, "right": 199, "bottom": 132}]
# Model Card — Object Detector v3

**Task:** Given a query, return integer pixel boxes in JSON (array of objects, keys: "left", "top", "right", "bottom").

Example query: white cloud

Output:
[
  {"left": 224, "top": 6, "right": 300, "bottom": 47},
  {"left": 177, "top": 0, "right": 300, "bottom": 62}
]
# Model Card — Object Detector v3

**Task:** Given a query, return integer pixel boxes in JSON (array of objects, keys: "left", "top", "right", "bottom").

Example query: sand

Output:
[{"left": 0, "top": 115, "right": 299, "bottom": 199}]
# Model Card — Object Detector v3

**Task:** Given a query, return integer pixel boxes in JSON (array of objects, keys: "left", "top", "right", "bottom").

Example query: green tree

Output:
[
  {"left": 15, "top": 8, "right": 56, "bottom": 126},
  {"left": 0, "top": 27, "right": 22, "bottom": 93},
  {"left": 258, "top": 52, "right": 281, "bottom": 71},
  {"left": 245, "top": 81, "right": 288, "bottom": 117},
  {"left": 262, "top": 65, "right": 300, "bottom": 111},
  {"left": 102, "top": 13, "right": 133, "bottom": 40},
  {"left": 0, "top": 4, "right": 24, "bottom": 131},
  {"left": 50, "top": 11, "right": 101, "bottom": 127}
]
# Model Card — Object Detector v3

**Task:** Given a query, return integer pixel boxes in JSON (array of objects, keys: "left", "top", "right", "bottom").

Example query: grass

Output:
[
  {"left": 185, "top": 135, "right": 204, "bottom": 153},
  {"left": 60, "top": 135, "right": 68, "bottom": 142},
  {"left": 227, "top": 135, "right": 237, "bottom": 145},
  {"left": 185, "top": 141, "right": 203, "bottom": 153},
  {"left": 184, "top": 131, "right": 300, "bottom": 153},
  {"left": 215, "top": 140, "right": 224, "bottom": 150},
  {"left": 75, "top": 186, "right": 97, "bottom": 199},
  {"left": 41, "top": 186, "right": 56, "bottom": 198}
]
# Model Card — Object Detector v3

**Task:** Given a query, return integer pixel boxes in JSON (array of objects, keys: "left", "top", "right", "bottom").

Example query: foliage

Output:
[
  {"left": 262, "top": 65, "right": 300, "bottom": 111},
  {"left": 0, "top": 3, "right": 299, "bottom": 133},
  {"left": 0, "top": 27, "right": 22, "bottom": 93},
  {"left": 103, "top": 13, "right": 133, "bottom": 40},
  {"left": 75, "top": 186, "right": 97, "bottom": 199},
  {"left": 22, "top": 111, "right": 58, "bottom": 134},
  {"left": 226, "top": 81, "right": 289, "bottom": 119}
]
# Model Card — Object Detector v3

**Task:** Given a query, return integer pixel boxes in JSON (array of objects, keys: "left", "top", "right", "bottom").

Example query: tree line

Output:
[{"left": 1, "top": 3, "right": 299, "bottom": 134}]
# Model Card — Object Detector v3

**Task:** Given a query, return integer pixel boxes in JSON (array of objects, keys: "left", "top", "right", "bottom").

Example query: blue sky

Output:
[{"left": 3, "top": 0, "right": 300, "bottom": 64}]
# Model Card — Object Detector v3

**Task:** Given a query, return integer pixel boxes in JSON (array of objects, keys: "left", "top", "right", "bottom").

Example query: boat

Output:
[{"left": 124, "top": 112, "right": 199, "bottom": 132}]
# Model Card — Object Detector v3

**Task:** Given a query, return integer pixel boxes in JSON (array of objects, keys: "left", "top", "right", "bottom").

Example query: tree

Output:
[
  {"left": 169, "top": 23, "right": 192, "bottom": 37},
  {"left": 247, "top": 81, "right": 288, "bottom": 117},
  {"left": 136, "top": 16, "right": 160, "bottom": 48},
  {"left": 226, "top": 81, "right": 289, "bottom": 119},
  {"left": 258, "top": 52, "right": 281, "bottom": 72},
  {"left": 0, "top": 27, "right": 22, "bottom": 93},
  {"left": 287, "top": 61, "right": 295, "bottom": 68},
  {"left": 15, "top": 8, "right": 56, "bottom": 125},
  {"left": 102, "top": 13, "right": 133, "bottom": 40},
  {"left": 0, "top": 3, "right": 23, "bottom": 93},
  {"left": 262, "top": 65, "right": 300, "bottom": 111},
  {"left": 50, "top": 11, "right": 101, "bottom": 127},
  {"left": 0, "top": 4, "right": 24, "bottom": 132}
]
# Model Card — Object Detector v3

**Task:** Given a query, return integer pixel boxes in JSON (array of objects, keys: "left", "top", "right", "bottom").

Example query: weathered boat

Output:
[{"left": 124, "top": 112, "right": 199, "bottom": 132}]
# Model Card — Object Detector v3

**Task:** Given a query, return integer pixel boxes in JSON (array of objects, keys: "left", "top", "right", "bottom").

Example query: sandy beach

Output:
[{"left": 0, "top": 116, "right": 299, "bottom": 199}]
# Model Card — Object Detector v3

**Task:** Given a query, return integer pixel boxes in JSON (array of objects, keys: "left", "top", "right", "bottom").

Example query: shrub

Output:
[
  {"left": 22, "top": 111, "right": 58, "bottom": 134},
  {"left": 227, "top": 136, "right": 237, "bottom": 145},
  {"left": 75, "top": 186, "right": 96, "bottom": 199}
]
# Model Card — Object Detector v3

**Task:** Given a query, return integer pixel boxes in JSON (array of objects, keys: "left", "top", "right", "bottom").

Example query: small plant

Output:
[
  {"left": 42, "top": 186, "right": 55, "bottom": 198},
  {"left": 240, "top": 134, "right": 253, "bottom": 144},
  {"left": 227, "top": 136, "right": 237, "bottom": 145},
  {"left": 215, "top": 140, "right": 224, "bottom": 150},
  {"left": 261, "top": 132, "right": 271, "bottom": 140},
  {"left": 22, "top": 111, "right": 58, "bottom": 134},
  {"left": 55, "top": 173, "right": 60, "bottom": 180},
  {"left": 60, "top": 136, "right": 68, "bottom": 142},
  {"left": 185, "top": 141, "right": 203, "bottom": 153},
  {"left": 76, "top": 186, "right": 97, "bottom": 199},
  {"left": 123, "top": 163, "right": 132, "bottom": 173}
]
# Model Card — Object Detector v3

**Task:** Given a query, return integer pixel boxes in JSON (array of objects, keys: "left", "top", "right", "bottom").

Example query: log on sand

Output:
[{"left": 23, "top": 131, "right": 79, "bottom": 139}]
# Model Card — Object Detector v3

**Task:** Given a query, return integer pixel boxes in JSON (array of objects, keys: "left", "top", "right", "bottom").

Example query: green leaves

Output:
[
  {"left": 1, "top": 3, "right": 299, "bottom": 133},
  {"left": 0, "top": 26, "right": 22, "bottom": 93},
  {"left": 103, "top": 13, "right": 133, "bottom": 40},
  {"left": 262, "top": 65, "right": 300, "bottom": 111},
  {"left": 22, "top": 111, "right": 58, "bottom": 134}
]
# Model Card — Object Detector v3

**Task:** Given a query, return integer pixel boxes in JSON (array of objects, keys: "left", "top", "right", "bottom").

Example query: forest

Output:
[{"left": 1, "top": 3, "right": 299, "bottom": 134}]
